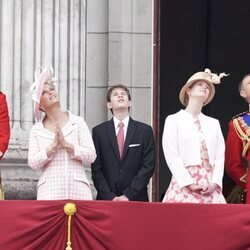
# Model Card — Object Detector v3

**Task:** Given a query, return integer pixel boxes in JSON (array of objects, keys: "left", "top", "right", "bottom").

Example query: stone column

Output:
[
  {"left": 0, "top": 0, "right": 153, "bottom": 200},
  {"left": 108, "top": 0, "right": 153, "bottom": 199},
  {"left": 0, "top": 0, "right": 88, "bottom": 199},
  {"left": 108, "top": 0, "right": 152, "bottom": 124},
  {"left": 85, "top": 0, "right": 109, "bottom": 129}
]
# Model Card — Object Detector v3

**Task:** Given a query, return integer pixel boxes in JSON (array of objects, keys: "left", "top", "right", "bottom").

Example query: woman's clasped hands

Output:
[
  {"left": 187, "top": 183, "right": 218, "bottom": 196},
  {"left": 46, "top": 123, "right": 74, "bottom": 157}
]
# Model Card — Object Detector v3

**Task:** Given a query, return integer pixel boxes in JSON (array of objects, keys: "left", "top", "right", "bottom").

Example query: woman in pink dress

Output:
[
  {"left": 28, "top": 65, "right": 96, "bottom": 200},
  {"left": 162, "top": 69, "right": 228, "bottom": 203}
]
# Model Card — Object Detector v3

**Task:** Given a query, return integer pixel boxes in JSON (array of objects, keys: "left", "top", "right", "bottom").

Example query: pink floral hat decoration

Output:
[
  {"left": 30, "top": 64, "right": 56, "bottom": 121},
  {"left": 179, "top": 68, "right": 229, "bottom": 107}
]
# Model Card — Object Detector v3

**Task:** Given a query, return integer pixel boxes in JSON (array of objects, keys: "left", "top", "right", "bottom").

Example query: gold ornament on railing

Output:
[{"left": 64, "top": 203, "right": 77, "bottom": 250}]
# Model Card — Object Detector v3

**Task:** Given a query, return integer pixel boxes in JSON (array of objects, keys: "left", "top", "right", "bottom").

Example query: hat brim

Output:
[
  {"left": 34, "top": 72, "right": 48, "bottom": 121},
  {"left": 179, "top": 79, "right": 215, "bottom": 107}
]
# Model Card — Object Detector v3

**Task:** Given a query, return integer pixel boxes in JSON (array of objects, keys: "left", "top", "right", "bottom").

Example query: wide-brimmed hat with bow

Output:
[
  {"left": 179, "top": 68, "right": 228, "bottom": 107},
  {"left": 30, "top": 64, "right": 56, "bottom": 121}
]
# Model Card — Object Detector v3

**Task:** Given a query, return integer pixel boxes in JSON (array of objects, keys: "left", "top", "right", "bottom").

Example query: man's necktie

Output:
[{"left": 117, "top": 122, "right": 124, "bottom": 158}]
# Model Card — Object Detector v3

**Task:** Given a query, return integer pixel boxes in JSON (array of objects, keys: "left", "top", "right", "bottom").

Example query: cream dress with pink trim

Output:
[{"left": 163, "top": 118, "right": 226, "bottom": 204}]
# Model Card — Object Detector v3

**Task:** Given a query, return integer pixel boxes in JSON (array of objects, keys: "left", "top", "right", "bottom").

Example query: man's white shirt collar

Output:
[
  {"left": 114, "top": 115, "right": 129, "bottom": 129},
  {"left": 114, "top": 116, "right": 129, "bottom": 137}
]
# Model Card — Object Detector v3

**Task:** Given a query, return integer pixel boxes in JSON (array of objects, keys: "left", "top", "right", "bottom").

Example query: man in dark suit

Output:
[
  {"left": 0, "top": 92, "right": 10, "bottom": 160},
  {"left": 91, "top": 84, "right": 155, "bottom": 201}
]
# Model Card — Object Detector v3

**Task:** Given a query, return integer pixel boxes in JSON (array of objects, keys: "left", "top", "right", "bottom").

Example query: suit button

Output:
[
  {"left": 116, "top": 184, "right": 120, "bottom": 188},
  {"left": 119, "top": 169, "right": 123, "bottom": 173}
]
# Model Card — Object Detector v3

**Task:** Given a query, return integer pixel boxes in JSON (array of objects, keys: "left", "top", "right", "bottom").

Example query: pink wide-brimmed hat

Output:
[
  {"left": 30, "top": 64, "right": 56, "bottom": 121},
  {"left": 179, "top": 68, "right": 229, "bottom": 107}
]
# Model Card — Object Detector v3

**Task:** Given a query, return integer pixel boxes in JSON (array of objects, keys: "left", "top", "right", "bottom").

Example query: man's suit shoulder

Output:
[
  {"left": 92, "top": 120, "right": 110, "bottom": 131},
  {"left": 130, "top": 120, "right": 153, "bottom": 135},
  {"left": 133, "top": 120, "right": 151, "bottom": 129}
]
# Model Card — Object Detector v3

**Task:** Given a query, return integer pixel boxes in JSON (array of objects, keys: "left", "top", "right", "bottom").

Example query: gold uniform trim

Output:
[{"left": 233, "top": 117, "right": 250, "bottom": 157}]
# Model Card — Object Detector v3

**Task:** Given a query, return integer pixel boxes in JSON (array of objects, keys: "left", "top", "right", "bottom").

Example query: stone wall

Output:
[{"left": 0, "top": 0, "right": 152, "bottom": 200}]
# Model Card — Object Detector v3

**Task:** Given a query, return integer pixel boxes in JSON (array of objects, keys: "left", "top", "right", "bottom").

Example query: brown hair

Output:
[{"left": 107, "top": 84, "right": 131, "bottom": 102}]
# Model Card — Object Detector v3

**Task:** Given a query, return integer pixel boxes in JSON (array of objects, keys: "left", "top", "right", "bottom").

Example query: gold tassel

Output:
[{"left": 64, "top": 203, "right": 77, "bottom": 250}]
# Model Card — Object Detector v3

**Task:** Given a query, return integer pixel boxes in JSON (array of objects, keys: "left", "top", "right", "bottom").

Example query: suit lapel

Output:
[
  {"left": 122, "top": 118, "right": 137, "bottom": 160},
  {"left": 106, "top": 119, "right": 121, "bottom": 161}
]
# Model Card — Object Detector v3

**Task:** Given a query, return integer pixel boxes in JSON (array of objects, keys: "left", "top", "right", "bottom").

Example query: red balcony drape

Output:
[{"left": 0, "top": 200, "right": 249, "bottom": 249}]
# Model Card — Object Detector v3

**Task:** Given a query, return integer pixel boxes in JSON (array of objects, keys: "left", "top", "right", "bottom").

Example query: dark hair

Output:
[
  {"left": 239, "top": 74, "right": 250, "bottom": 92},
  {"left": 107, "top": 84, "right": 131, "bottom": 102}
]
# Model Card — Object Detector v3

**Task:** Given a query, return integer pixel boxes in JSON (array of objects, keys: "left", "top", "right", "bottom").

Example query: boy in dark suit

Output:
[
  {"left": 91, "top": 84, "right": 155, "bottom": 201},
  {"left": 0, "top": 92, "right": 10, "bottom": 159}
]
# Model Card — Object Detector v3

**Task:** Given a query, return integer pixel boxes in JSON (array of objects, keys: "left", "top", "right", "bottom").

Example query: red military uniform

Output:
[
  {"left": 225, "top": 111, "right": 250, "bottom": 203},
  {"left": 0, "top": 92, "right": 10, "bottom": 159}
]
